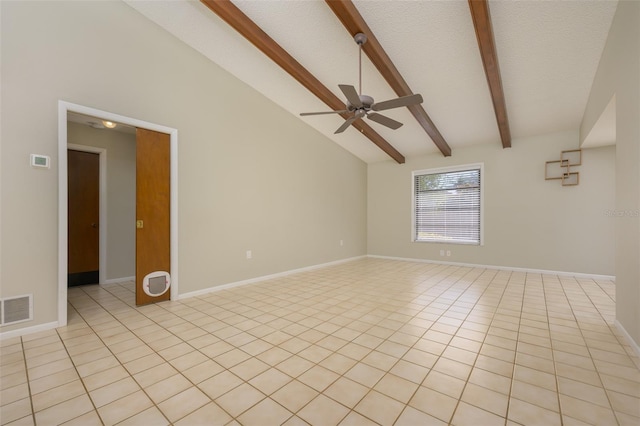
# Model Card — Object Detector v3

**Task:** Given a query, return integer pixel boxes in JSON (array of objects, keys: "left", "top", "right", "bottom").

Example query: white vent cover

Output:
[{"left": 1, "top": 295, "right": 33, "bottom": 325}]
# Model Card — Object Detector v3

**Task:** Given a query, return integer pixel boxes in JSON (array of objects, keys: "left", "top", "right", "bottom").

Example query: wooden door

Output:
[
  {"left": 68, "top": 150, "right": 100, "bottom": 286},
  {"left": 136, "top": 128, "right": 171, "bottom": 305}
]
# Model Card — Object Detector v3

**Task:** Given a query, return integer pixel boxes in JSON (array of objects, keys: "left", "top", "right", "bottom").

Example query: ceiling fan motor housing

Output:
[{"left": 347, "top": 94, "right": 374, "bottom": 111}]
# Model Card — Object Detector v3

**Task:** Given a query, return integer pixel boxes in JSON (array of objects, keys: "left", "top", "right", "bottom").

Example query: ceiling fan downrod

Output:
[{"left": 354, "top": 33, "right": 367, "bottom": 96}]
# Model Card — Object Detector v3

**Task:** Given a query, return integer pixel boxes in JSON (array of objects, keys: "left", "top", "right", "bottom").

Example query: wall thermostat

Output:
[{"left": 30, "top": 154, "right": 50, "bottom": 169}]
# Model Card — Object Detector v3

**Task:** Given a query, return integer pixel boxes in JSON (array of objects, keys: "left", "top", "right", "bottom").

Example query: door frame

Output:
[
  {"left": 67, "top": 144, "right": 107, "bottom": 286},
  {"left": 58, "top": 101, "right": 179, "bottom": 327}
]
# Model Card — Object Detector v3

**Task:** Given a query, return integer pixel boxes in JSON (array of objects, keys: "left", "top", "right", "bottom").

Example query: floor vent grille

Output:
[{"left": 1, "top": 295, "right": 33, "bottom": 326}]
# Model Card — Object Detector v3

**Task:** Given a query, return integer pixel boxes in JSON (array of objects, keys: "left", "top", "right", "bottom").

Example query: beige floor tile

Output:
[
  {"left": 361, "top": 350, "right": 398, "bottom": 371},
  {"left": 157, "top": 342, "right": 194, "bottom": 361},
  {"left": 229, "top": 357, "right": 270, "bottom": 381},
  {"left": 1, "top": 398, "right": 32, "bottom": 425},
  {"left": 241, "top": 339, "right": 274, "bottom": 356},
  {"left": 600, "top": 373, "right": 640, "bottom": 397},
  {"left": 146, "top": 373, "right": 192, "bottom": 403},
  {"left": 198, "top": 370, "right": 243, "bottom": 399},
  {"left": 89, "top": 377, "right": 140, "bottom": 408},
  {"left": 336, "top": 342, "right": 371, "bottom": 361},
  {"left": 558, "top": 376, "right": 610, "bottom": 408},
  {"left": 34, "top": 394, "right": 94, "bottom": 425},
  {"left": 608, "top": 389, "right": 640, "bottom": 417},
  {"left": 157, "top": 386, "right": 211, "bottom": 423},
  {"left": 29, "top": 368, "right": 79, "bottom": 394},
  {"left": 339, "top": 410, "right": 378, "bottom": 425},
  {"left": 25, "top": 349, "right": 69, "bottom": 369},
  {"left": 559, "top": 394, "right": 618, "bottom": 425},
  {"left": 320, "top": 353, "right": 357, "bottom": 374},
  {"left": 272, "top": 380, "right": 319, "bottom": 412},
  {"left": 180, "top": 359, "right": 222, "bottom": 384},
  {"left": 97, "top": 389, "right": 154, "bottom": 425},
  {"left": 409, "top": 387, "right": 457, "bottom": 423},
  {"left": 276, "top": 355, "right": 315, "bottom": 378},
  {"left": 1, "top": 371, "right": 27, "bottom": 391},
  {"left": 390, "top": 359, "right": 430, "bottom": 384},
  {"left": 170, "top": 351, "right": 210, "bottom": 372},
  {"left": 461, "top": 383, "right": 509, "bottom": 417},
  {"left": 344, "top": 362, "right": 385, "bottom": 388},
  {"left": 1, "top": 383, "right": 30, "bottom": 407},
  {"left": 32, "top": 379, "right": 87, "bottom": 412},
  {"left": 82, "top": 365, "right": 130, "bottom": 391},
  {"left": 297, "top": 344, "right": 333, "bottom": 363},
  {"left": 214, "top": 347, "right": 252, "bottom": 369},
  {"left": 513, "top": 364, "right": 556, "bottom": 391},
  {"left": 452, "top": 401, "right": 506, "bottom": 426},
  {"left": 432, "top": 356, "right": 472, "bottom": 381},
  {"left": 173, "top": 401, "right": 232, "bottom": 426},
  {"left": 249, "top": 368, "right": 292, "bottom": 395},
  {"left": 324, "top": 377, "right": 369, "bottom": 408},
  {"left": 354, "top": 390, "right": 405, "bottom": 425},
  {"left": 297, "top": 394, "right": 349, "bottom": 425},
  {"left": 395, "top": 406, "right": 447, "bottom": 425},
  {"left": 467, "top": 367, "right": 511, "bottom": 395},
  {"left": 374, "top": 373, "right": 419, "bottom": 403},
  {"left": 237, "top": 397, "right": 293, "bottom": 425},
  {"left": 257, "top": 346, "right": 293, "bottom": 366},
  {"left": 116, "top": 407, "right": 169, "bottom": 426},
  {"left": 6, "top": 259, "right": 640, "bottom": 426},
  {"left": 60, "top": 409, "right": 103, "bottom": 426},
  {"left": 215, "top": 383, "right": 265, "bottom": 417},
  {"left": 298, "top": 365, "right": 340, "bottom": 392},
  {"left": 27, "top": 358, "right": 74, "bottom": 381}
]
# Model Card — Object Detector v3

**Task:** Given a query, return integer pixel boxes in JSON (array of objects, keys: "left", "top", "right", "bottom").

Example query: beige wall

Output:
[
  {"left": 0, "top": 1, "right": 367, "bottom": 332},
  {"left": 67, "top": 122, "right": 136, "bottom": 281},
  {"left": 368, "top": 130, "right": 615, "bottom": 276},
  {"left": 582, "top": 0, "right": 639, "bottom": 346}
]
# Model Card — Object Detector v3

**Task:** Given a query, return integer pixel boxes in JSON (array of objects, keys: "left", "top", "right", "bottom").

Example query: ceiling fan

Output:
[{"left": 300, "top": 33, "right": 424, "bottom": 134}]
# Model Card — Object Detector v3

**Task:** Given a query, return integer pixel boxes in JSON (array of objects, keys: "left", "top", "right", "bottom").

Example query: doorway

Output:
[
  {"left": 58, "top": 101, "right": 179, "bottom": 327},
  {"left": 67, "top": 149, "right": 100, "bottom": 286}
]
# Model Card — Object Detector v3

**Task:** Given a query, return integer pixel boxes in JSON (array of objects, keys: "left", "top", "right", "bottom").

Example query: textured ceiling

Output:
[{"left": 124, "top": 0, "right": 617, "bottom": 163}]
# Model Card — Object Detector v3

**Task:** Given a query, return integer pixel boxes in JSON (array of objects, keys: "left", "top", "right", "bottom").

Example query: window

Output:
[{"left": 412, "top": 164, "right": 483, "bottom": 245}]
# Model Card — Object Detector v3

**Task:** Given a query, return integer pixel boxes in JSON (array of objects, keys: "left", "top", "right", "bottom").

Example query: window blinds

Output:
[{"left": 414, "top": 168, "right": 481, "bottom": 244}]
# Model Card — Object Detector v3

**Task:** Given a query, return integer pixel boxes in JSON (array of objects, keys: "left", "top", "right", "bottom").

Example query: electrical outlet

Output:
[
  {"left": 246, "top": 250, "right": 252, "bottom": 260},
  {"left": 446, "top": 250, "right": 451, "bottom": 257},
  {"left": 340, "top": 240, "right": 344, "bottom": 246},
  {"left": 440, "top": 250, "right": 445, "bottom": 256}
]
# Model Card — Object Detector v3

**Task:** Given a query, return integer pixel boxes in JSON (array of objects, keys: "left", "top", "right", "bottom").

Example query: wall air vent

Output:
[{"left": 1, "top": 295, "right": 33, "bottom": 326}]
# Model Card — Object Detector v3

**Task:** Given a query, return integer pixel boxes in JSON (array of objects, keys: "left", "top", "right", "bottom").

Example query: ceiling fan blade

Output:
[
  {"left": 334, "top": 115, "right": 361, "bottom": 134},
  {"left": 367, "top": 113, "right": 403, "bottom": 130},
  {"left": 338, "top": 84, "right": 362, "bottom": 108},
  {"left": 300, "top": 110, "right": 349, "bottom": 116},
  {"left": 371, "top": 93, "right": 423, "bottom": 112}
]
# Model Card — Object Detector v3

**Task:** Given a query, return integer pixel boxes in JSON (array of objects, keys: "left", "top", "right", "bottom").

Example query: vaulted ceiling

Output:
[{"left": 125, "top": 0, "right": 617, "bottom": 163}]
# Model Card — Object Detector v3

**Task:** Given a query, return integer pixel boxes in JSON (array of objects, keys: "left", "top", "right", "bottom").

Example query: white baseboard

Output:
[
  {"left": 615, "top": 320, "right": 640, "bottom": 358},
  {"left": 105, "top": 276, "right": 135, "bottom": 284},
  {"left": 367, "top": 255, "right": 616, "bottom": 281},
  {"left": 179, "top": 256, "right": 367, "bottom": 300},
  {"left": 0, "top": 321, "right": 59, "bottom": 341}
]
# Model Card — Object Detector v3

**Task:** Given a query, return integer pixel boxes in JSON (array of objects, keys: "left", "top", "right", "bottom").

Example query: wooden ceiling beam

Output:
[
  {"left": 200, "top": 0, "right": 405, "bottom": 164},
  {"left": 468, "top": 0, "right": 511, "bottom": 148},
  {"left": 325, "top": 0, "right": 452, "bottom": 157}
]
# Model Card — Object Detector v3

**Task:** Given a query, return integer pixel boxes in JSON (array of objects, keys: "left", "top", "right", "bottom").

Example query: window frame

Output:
[{"left": 411, "top": 163, "right": 484, "bottom": 246}]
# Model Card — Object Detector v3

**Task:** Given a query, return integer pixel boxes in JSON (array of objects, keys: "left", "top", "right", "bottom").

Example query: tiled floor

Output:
[{"left": 2, "top": 258, "right": 639, "bottom": 425}]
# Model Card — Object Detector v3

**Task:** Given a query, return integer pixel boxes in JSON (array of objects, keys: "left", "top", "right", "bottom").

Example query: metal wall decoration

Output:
[{"left": 545, "top": 149, "right": 582, "bottom": 186}]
